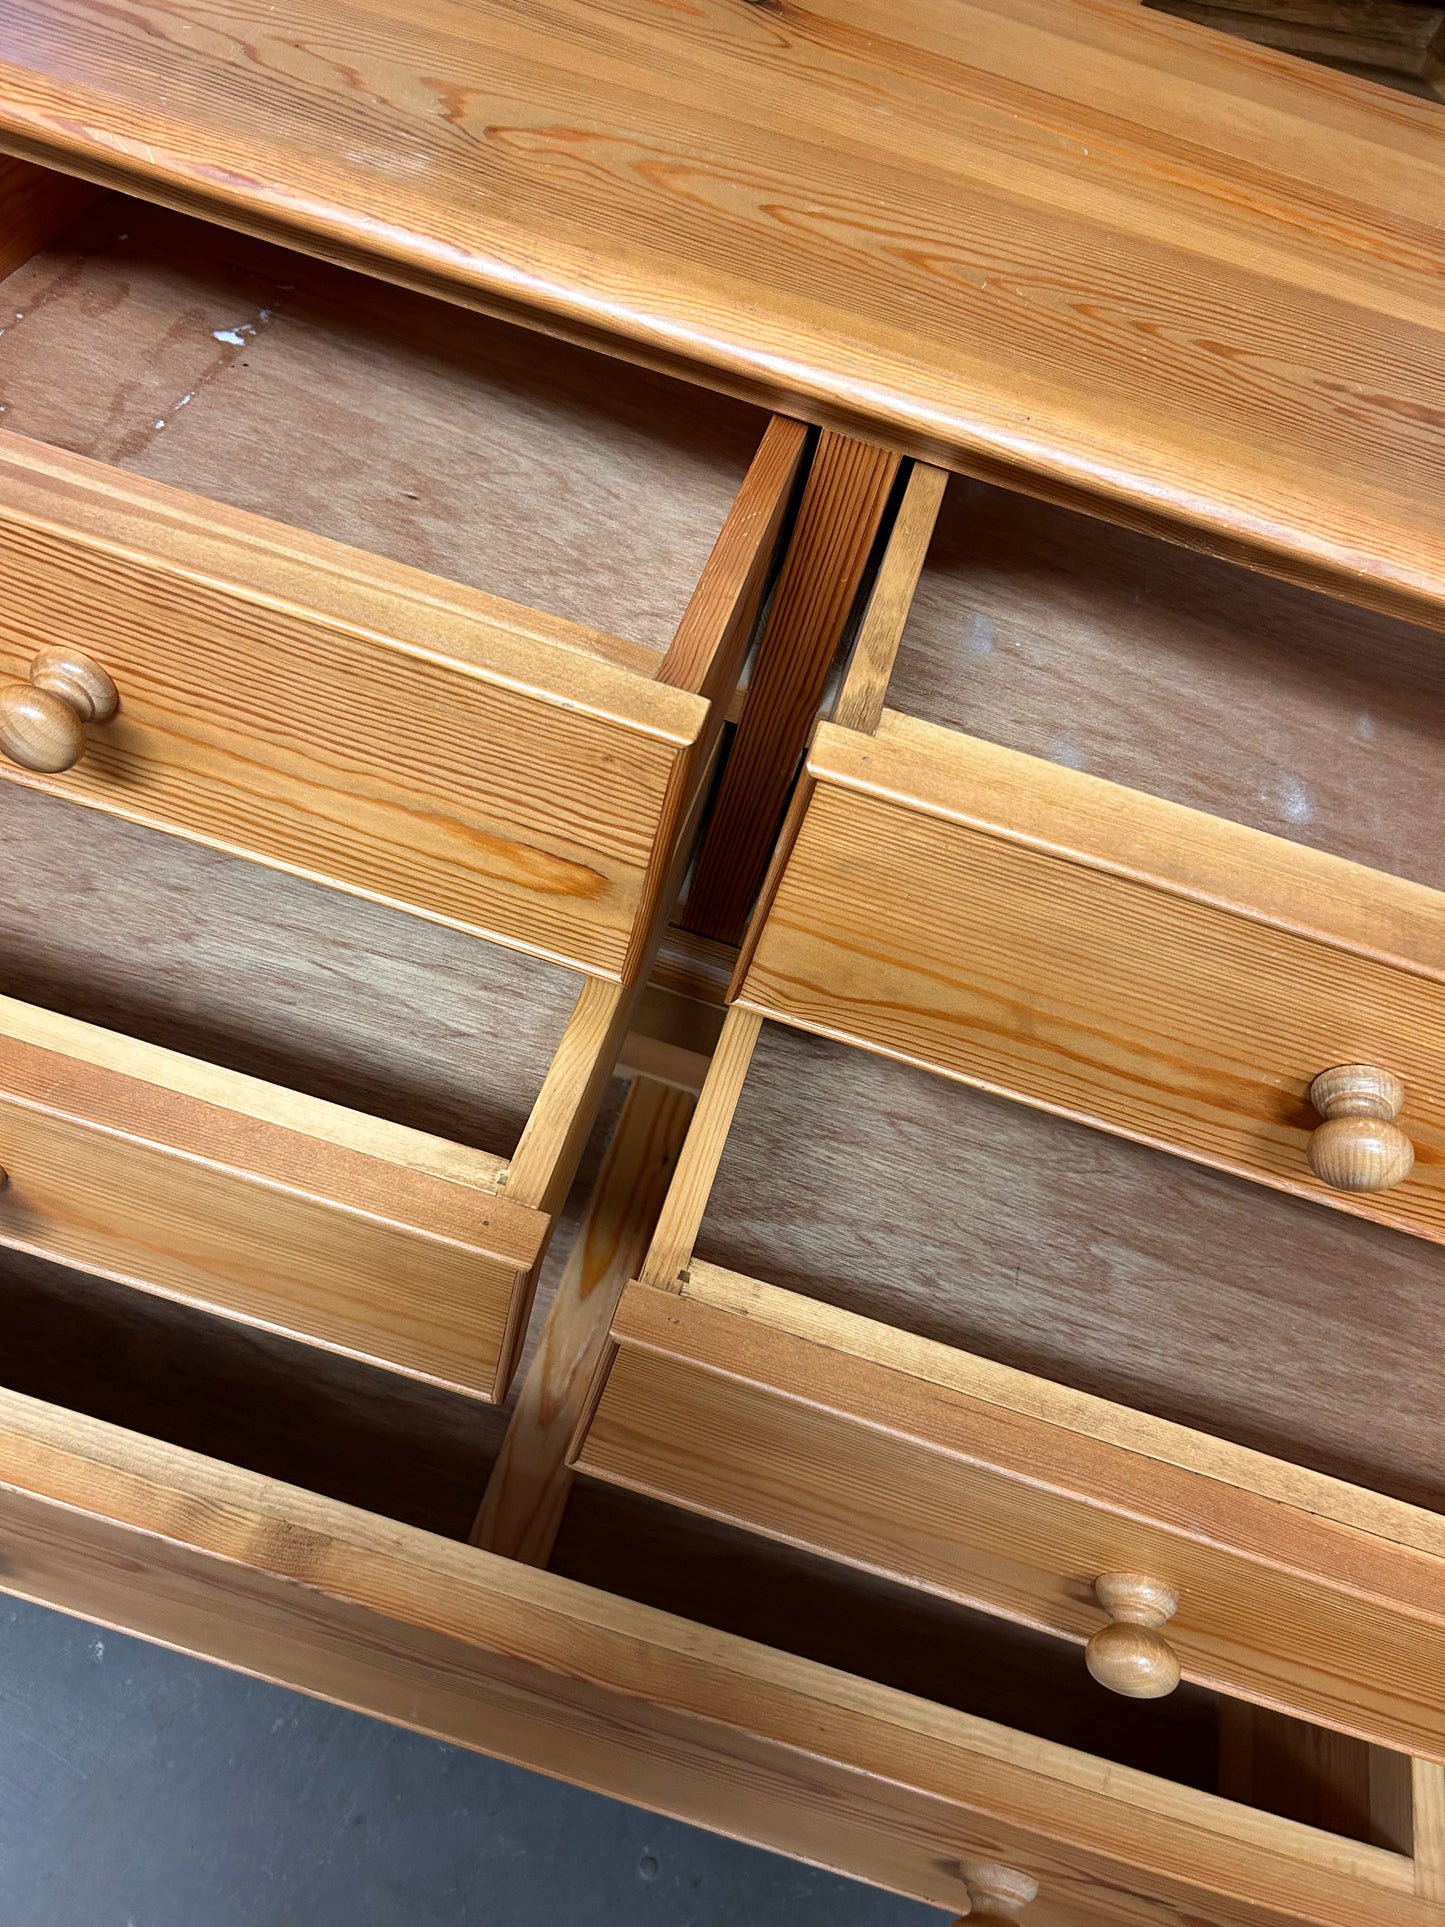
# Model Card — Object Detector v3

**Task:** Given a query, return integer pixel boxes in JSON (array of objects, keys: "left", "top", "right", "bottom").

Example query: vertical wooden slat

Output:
[
  {"left": 637, "top": 1005, "right": 763, "bottom": 1294},
  {"left": 1415, "top": 1760, "right": 1445, "bottom": 1899},
  {"left": 655, "top": 415, "right": 809, "bottom": 703},
  {"left": 832, "top": 461, "right": 949, "bottom": 737},
  {"left": 472, "top": 1074, "right": 696, "bottom": 1562},
  {"left": 681, "top": 433, "right": 900, "bottom": 943}
]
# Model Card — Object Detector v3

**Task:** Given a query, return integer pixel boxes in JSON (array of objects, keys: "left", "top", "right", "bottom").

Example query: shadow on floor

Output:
[{"left": 0, "top": 1595, "right": 947, "bottom": 1926}]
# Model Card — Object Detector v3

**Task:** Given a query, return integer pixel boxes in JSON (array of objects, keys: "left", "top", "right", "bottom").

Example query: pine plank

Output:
[
  {"left": 682, "top": 432, "right": 898, "bottom": 941},
  {"left": 0, "top": 1, "right": 1440, "bottom": 620},
  {"left": 0, "top": 1385, "right": 1430, "bottom": 1926},
  {"left": 474, "top": 1076, "right": 695, "bottom": 1562}
]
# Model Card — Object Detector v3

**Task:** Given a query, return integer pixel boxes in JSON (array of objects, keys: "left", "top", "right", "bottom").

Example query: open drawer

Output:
[
  {"left": 2, "top": 1370, "right": 1442, "bottom": 1927},
  {"left": 0, "top": 160, "right": 806, "bottom": 982},
  {"left": 0, "top": 990, "right": 548, "bottom": 1398},
  {"left": 734, "top": 465, "right": 1445, "bottom": 1243},
  {"left": 0, "top": 764, "right": 695, "bottom": 1401},
  {"left": 570, "top": 997, "right": 1445, "bottom": 1763}
]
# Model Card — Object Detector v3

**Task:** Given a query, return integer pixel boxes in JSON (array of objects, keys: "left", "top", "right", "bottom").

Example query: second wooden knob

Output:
[
  {"left": 1307, "top": 1064, "right": 1414, "bottom": 1194},
  {"left": 0, "top": 648, "right": 120, "bottom": 773},
  {"left": 1085, "top": 1572, "right": 1181, "bottom": 1699}
]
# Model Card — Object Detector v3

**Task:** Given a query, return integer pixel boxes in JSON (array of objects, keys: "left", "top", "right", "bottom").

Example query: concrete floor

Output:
[{"left": 0, "top": 1594, "right": 947, "bottom": 1925}]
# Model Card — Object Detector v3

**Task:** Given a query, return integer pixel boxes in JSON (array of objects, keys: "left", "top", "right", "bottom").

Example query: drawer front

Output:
[
  {"left": 577, "top": 1272, "right": 1445, "bottom": 1761},
  {"left": 0, "top": 999, "right": 545, "bottom": 1398},
  {"left": 0, "top": 1384, "right": 1432, "bottom": 1927},
  {"left": 0, "top": 435, "right": 711, "bottom": 978},
  {"left": 736, "top": 713, "right": 1445, "bottom": 1242}
]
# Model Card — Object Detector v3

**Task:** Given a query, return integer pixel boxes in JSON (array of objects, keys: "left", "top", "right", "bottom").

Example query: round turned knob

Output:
[
  {"left": 0, "top": 648, "right": 119, "bottom": 773},
  {"left": 950, "top": 1861, "right": 1039, "bottom": 1923},
  {"left": 1307, "top": 1064, "right": 1414, "bottom": 1194},
  {"left": 1085, "top": 1572, "right": 1181, "bottom": 1699}
]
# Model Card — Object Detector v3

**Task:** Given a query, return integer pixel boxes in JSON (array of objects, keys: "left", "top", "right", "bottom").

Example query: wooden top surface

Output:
[{"left": 0, "top": 0, "right": 1441, "bottom": 622}]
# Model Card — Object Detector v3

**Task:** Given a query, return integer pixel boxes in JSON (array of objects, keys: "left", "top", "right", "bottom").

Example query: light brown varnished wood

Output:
[
  {"left": 0, "top": 198, "right": 804, "bottom": 978},
  {"left": 0, "top": 433, "right": 708, "bottom": 978},
  {"left": 0, "top": 1386, "right": 1432, "bottom": 1927},
  {"left": 0, "top": 782, "right": 586, "bottom": 1154},
  {"left": 1307, "top": 1064, "right": 1416, "bottom": 1193},
  {"left": 736, "top": 713, "right": 1445, "bottom": 1244},
  {"left": 1218, "top": 1703, "right": 1413, "bottom": 1856},
  {"left": 0, "top": 3, "right": 1441, "bottom": 626},
  {"left": 0, "top": 1239, "right": 514, "bottom": 1541},
  {"left": 554, "top": 1481, "right": 1226, "bottom": 1802},
  {"left": 0, "top": 645, "right": 118, "bottom": 772},
  {"left": 682, "top": 432, "right": 898, "bottom": 943},
  {"left": 833, "top": 461, "right": 950, "bottom": 737},
  {"left": 1086, "top": 1575, "right": 1184, "bottom": 1701},
  {"left": 1415, "top": 1762, "right": 1445, "bottom": 1899},
  {"left": 0, "top": 994, "right": 546, "bottom": 1396},
  {"left": 622, "top": 415, "right": 810, "bottom": 978},
  {"left": 575, "top": 1266, "right": 1445, "bottom": 1759},
  {"left": 636, "top": 1005, "right": 763, "bottom": 1294},
  {"left": 489, "top": 623, "right": 750, "bottom": 1391},
  {"left": 473, "top": 1075, "right": 694, "bottom": 1563},
  {"left": 656, "top": 414, "right": 808, "bottom": 703}
]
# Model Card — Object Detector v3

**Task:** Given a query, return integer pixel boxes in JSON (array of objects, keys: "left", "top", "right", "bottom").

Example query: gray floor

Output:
[{"left": 0, "top": 1595, "right": 947, "bottom": 1926}]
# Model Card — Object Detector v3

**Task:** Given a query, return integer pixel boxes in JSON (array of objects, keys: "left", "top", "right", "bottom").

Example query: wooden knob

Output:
[
  {"left": 950, "top": 1861, "right": 1038, "bottom": 1922},
  {"left": 1307, "top": 1064, "right": 1414, "bottom": 1193},
  {"left": 0, "top": 647, "right": 119, "bottom": 773},
  {"left": 1085, "top": 1572, "right": 1181, "bottom": 1699}
]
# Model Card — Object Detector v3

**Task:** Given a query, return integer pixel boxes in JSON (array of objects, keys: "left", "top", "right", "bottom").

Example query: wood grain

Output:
[
  {"left": 0, "top": 783, "right": 585, "bottom": 1152},
  {"left": 0, "top": 1242, "right": 509, "bottom": 1540},
  {"left": 0, "top": 193, "right": 766, "bottom": 655},
  {"left": 1415, "top": 1761, "right": 1445, "bottom": 1898},
  {"left": 833, "top": 461, "right": 949, "bottom": 737},
  {"left": 0, "top": 2, "right": 1440, "bottom": 625},
  {"left": 474, "top": 1076, "right": 694, "bottom": 1562},
  {"left": 657, "top": 414, "right": 808, "bottom": 701},
  {"left": 887, "top": 473, "right": 1445, "bottom": 892},
  {"left": 623, "top": 415, "right": 808, "bottom": 978},
  {"left": 696, "top": 1022, "right": 1445, "bottom": 1512},
  {"left": 0, "top": 433, "right": 710, "bottom": 978},
  {"left": 736, "top": 715, "right": 1445, "bottom": 1243},
  {"left": 0, "top": 1387, "right": 1432, "bottom": 1927},
  {"left": 553, "top": 1481, "right": 1223, "bottom": 1799},
  {"left": 0, "top": 153, "right": 96, "bottom": 282},
  {"left": 0, "top": 994, "right": 546, "bottom": 1396},
  {"left": 683, "top": 432, "right": 898, "bottom": 942},
  {"left": 637, "top": 1005, "right": 763, "bottom": 1293},
  {"left": 577, "top": 1270, "right": 1445, "bottom": 1757},
  {"left": 1217, "top": 1703, "right": 1413, "bottom": 1856}
]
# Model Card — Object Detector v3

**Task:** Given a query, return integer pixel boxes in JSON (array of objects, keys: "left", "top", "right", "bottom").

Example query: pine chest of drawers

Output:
[{"left": 0, "top": 1, "right": 1442, "bottom": 1921}]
